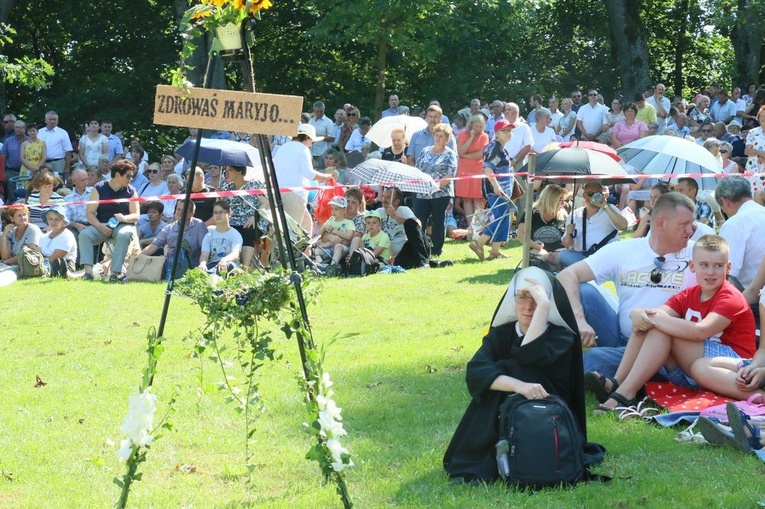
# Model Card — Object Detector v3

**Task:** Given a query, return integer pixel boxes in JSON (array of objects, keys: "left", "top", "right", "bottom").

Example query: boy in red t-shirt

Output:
[{"left": 587, "top": 234, "right": 756, "bottom": 412}]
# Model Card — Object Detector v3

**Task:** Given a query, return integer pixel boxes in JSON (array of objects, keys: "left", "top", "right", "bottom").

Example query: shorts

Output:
[
  {"left": 444, "top": 216, "right": 458, "bottom": 230},
  {"left": 232, "top": 224, "right": 262, "bottom": 246},
  {"left": 658, "top": 339, "right": 740, "bottom": 388}
]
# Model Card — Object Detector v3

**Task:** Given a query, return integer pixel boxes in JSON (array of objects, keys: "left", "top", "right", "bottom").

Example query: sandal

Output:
[
  {"left": 584, "top": 371, "right": 619, "bottom": 404},
  {"left": 593, "top": 391, "right": 637, "bottom": 415},
  {"left": 615, "top": 398, "right": 660, "bottom": 422},
  {"left": 727, "top": 402, "right": 763, "bottom": 452},
  {"left": 697, "top": 416, "right": 741, "bottom": 449}
]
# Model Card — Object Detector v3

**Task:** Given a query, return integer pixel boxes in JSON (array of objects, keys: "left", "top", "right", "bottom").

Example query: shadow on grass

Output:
[{"left": 458, "top": 267, "right": 519, "bottom": 285}]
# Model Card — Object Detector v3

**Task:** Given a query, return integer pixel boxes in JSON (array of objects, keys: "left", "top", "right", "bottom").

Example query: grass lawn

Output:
[{"left": 1, "top": 237, "right": 763, "bottom": 508}]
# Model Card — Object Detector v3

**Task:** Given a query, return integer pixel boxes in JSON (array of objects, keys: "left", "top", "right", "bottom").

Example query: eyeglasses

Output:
[
  {"left": 720, "top": 149, "right": 729, "bottom": 153},
  {"left": 147, "top": 169, "right": 159, "bottom": 174},
  {"left": 650, "top": 256, "right": 666, "bottom": 284},
  {"left": 212, "top": 210, "right": 227, "bottom": 215},
  {"left": 588, "top": 93, "right": 598, "bottom": 97},
  {"left": 348, "top": 113, "right": 358, "bottom": 117}
]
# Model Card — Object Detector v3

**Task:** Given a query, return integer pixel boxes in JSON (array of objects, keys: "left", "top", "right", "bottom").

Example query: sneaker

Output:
[
  {"left": 325, "top": 263, "right": 342, "bottom": 277},
  {"left": 108, "top": 274, "right": 121, "bottom": 283}
]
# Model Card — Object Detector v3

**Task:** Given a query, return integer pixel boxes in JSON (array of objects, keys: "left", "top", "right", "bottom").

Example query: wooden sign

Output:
[{"left": 153, "top": 85, "right": 304, "bottom": 137}]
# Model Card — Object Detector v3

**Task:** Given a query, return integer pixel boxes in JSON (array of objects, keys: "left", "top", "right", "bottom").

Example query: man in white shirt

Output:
[
  {"left": 576, "top": 89, "right": 609, "bottom": 142},
  {"left": 37, "top": 111, "right": 73, "bottom": 178},
  {"left": 308, "top": 101, "right": 335, "bottom": 168},
  {"left": 646, "top": 83, "right": 671, "bottom": 134},
  {"left": 716, "top": 175, "right": 765, "bottom": 290},
  {"left": 557, "top": 192, "right": 697, "bottom": 376},
  {"left": 501, "top": 103, "right": 532, "bottom": 169}
]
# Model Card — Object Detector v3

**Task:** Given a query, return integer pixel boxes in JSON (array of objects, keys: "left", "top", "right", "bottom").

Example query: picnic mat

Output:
[{"left": 646, "top": 381, "right": 733, "bottom": 412}]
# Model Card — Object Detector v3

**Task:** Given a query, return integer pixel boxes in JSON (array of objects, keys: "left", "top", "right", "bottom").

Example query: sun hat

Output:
[
  {"left": 45, "top": 205, "right": 70, "bottom": 227},
  {"left": 726, "top": 120, "right": 742, "bottom": 132},
  {"left": 297, "top": 123, "right": 324, "bottom": 142},
  {"left": 328, "top": 196, "right": 347, "bottom": 208},
  {"left": 364, "top": 210, "right": 382, "bottom": 221},
  {"left": 479, "top": 108, "right": 491, "bottom": 119}
]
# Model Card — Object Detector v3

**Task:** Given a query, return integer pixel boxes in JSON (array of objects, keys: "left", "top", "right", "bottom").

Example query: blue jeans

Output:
[
  {"left": 578, "top": 282, "right": 628, "bottom": 377},
  {"left": 558, "top": 249, "right": 587, "bottom": 268}
]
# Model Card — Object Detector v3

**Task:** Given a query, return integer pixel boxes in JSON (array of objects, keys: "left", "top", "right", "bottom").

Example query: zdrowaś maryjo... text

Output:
[{"left": 156, "top": 94, "right": 293, "bottom": 123}]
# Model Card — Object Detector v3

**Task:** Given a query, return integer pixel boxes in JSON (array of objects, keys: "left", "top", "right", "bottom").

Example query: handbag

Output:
[
  {"left": 126, "top": 253, "right": 166, "bottom": 282},
  {"left": 510, "top": 178, "right": 525, "bottom": 201},
  {"left": 699, "top": 393, "right": 765, "bottom": 420}
]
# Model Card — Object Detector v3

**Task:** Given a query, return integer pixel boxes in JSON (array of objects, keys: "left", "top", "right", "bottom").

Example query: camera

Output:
[{"left": 591, "top": 192, "right": 604, "bottom": 204}]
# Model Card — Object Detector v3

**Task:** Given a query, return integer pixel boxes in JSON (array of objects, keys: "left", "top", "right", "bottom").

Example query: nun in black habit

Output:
[{"left": 443, "top": 266, "right": 587, "bottom": 483}]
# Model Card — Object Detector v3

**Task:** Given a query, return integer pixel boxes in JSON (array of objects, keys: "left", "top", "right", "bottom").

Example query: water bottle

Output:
[
  {"left": 495, "top": 439, "right": 510, "bottom": 480},
  {"left": 44, "top": 259, "right": 51, "bottom": 275}
]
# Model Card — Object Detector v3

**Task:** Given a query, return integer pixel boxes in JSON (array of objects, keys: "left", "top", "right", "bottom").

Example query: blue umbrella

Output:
[{"left": 176, "top": 137, "right": 264, "bottom": 181}]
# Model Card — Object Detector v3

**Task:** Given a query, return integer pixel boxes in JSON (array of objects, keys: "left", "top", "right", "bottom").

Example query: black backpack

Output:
[
  {"left": 496, "top": 394, "right": 602, "bottom": 489},
  {"left": 346, "top": 247, "right": 381, "bottom": 277}
]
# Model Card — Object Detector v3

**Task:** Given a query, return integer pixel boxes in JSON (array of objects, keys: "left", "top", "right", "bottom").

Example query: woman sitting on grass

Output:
[
  {"left": 1, "top": 204, "right": 43, "bottom": 269},
  {"left": 516, "top": 184, "right": 569, "bottom": 270},
  {"left": 443, "top": 267, "right": 586, "bottom": 484}
]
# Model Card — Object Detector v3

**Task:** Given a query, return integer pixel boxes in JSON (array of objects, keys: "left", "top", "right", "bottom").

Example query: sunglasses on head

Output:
[{"left": 650, "top": 256, "right": 666, "bottom": 284}]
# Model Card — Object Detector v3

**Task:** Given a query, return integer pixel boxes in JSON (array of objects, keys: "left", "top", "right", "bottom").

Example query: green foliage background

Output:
[{"left": 1, "top": 0, "right": 760, "bottom": 154}]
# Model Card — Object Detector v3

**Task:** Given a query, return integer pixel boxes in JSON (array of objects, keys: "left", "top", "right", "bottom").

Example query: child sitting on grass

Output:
[
  {"left": 317, "top": 196, "right": 356, "bottom": 274},
  {"left": 361, "top": 210, "right": 390, "bottom": 262},
  {"left": 198, "top": 200, "right": 243, "bottom": 277},
  {"left": 585, "top": 234, "right": 756, "bottom": 413}
]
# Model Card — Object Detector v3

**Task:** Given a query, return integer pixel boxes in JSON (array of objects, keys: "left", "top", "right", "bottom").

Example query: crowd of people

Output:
[{"left": 2, "top": 81, "right": 765, "bottom": 479}]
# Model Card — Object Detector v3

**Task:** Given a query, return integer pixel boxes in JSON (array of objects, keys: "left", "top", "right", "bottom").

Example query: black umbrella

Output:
[
  {"left": 517, "top": 149, "right": 633, "bottom": 268},
  {"left": 517, "top": 147, "right": 634, "bottom": 186}
]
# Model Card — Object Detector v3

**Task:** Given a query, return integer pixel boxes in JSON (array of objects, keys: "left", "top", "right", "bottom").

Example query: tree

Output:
[{"left": 604, "top": 0, "right": 651, "bottom": 94}]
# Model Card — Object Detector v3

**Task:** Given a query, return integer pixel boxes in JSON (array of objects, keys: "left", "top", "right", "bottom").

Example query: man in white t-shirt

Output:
[
  {"left": 575, "top": 89, "right": 608, "bottom": 141},
  {"left": 557, "top": 192, "right": 698, "bottom": 376},
  {"left": 377, "top": 187, "right": 429, "bottom": 269},
  {"left": 558, "top": 182, "right": 628, "bottom": 268}
]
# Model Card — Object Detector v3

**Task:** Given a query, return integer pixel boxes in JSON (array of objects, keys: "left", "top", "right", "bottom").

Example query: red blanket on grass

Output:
[{"left": 646, "top": 381, "right": 734, "bottom": 412}]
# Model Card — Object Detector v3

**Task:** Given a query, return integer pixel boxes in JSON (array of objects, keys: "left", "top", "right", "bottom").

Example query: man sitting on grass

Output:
[
  {"left": 198, "top": 200, "right": 242, "bottom": 277},
  {"left": 586, "top": 235, "right": 756, "bottom": 413}
]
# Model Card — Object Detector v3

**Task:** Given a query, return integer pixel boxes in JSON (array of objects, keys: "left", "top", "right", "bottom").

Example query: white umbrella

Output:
[
  {"left": 349, "top": 159, "right": 439, "bottom": 195},
  {"left": 366, "top": 115, "right": 427, "bottom": 148},
  {"left": 617, "top": 135, "right": 723, "bottom": 190}
]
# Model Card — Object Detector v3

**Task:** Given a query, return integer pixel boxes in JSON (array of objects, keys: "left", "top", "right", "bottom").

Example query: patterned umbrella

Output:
[
  {"left": 617, "top": 135, "right": 723, "bottom": 190},
  {"left": 349, "top": 159, "right": 439, "bottom": 195}
]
